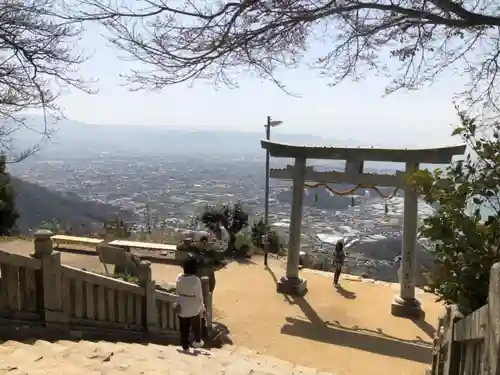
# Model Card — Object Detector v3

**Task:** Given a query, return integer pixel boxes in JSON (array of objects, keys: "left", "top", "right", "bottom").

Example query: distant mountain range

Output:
[
  {"left": 12, "top": 176, "right": 137, "bottom": 235},
  {"left": 14, "top": 117, "right": 337, "bottom": 156},
  {"left": 13, "top": 116, "right": 399, "bottom": 156},
  {"left": 12, "top": 116, "right": 460, "bottom": 172}
]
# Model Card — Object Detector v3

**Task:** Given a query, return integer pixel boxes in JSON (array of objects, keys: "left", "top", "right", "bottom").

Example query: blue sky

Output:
[{"left": 56, "top": 24, "right": 467, "bottom": 148}]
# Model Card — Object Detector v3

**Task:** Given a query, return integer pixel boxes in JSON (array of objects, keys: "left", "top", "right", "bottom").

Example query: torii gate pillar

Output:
[
  {"left": 390, "top": 161, "right": 423, "bottom": 318},
  {"left": 276, "top": 156, "right": 308, "bottom": 296}
]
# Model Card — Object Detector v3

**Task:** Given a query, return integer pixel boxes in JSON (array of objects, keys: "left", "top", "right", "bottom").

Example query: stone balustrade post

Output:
[
  {"left": 32, "top": 229, "right": 65, "bottom": 326},
  {"left": 138, "top": 260, "right": 158, "bottom": 331},
  {"left": 201, "top": 276, "right": 213, "bottom": 335}
]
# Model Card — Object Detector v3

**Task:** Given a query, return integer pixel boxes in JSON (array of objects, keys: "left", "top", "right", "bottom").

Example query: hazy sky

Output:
[{"left": 57, "top": 23, "right": 467, "bottom": 148}]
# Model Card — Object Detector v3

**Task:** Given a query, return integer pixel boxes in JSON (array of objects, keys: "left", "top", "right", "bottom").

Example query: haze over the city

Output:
[{"left": 18, "top": 17, "right": 467, "bottom": 149}]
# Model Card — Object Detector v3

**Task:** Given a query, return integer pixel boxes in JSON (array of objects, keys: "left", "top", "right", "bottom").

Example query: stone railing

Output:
[
  {"left": 429, "top": 263, "right": 500, "bottom": 375},
  {"left": 0, "top": 230, "right": 213, "bottom": 344}
]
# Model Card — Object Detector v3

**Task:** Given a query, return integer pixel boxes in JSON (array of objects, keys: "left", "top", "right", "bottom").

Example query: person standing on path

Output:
[
  {"left": 332, "top": 239, "right": 347, "bottom": 285},
  {"left": 263, "top": 233, "right": 269, "bottom": 267},
  {"left": 175, "top": 256, "right": 206, "bottom": 351},
  {"left": 395, "top": 255, "right": 402, "bottom": 284}
]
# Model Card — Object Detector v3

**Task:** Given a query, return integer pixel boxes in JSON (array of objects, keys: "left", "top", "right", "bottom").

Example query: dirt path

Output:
[
  {"left": 211, "top": 257, "right": 439, "bottom": 375},
  {"left": 1, "top": 240, "right": 441, "bottom": 375}
]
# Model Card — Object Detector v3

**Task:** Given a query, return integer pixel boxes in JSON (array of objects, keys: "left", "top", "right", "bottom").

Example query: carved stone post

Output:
[
  {"left": 201, "top": 276, "right": 213, "bottom": 336},
  {"left": 33, "top": 229, "right": 65, "bottom": 326},
  {"left": 33, "top": 229, "right": 54, "bottom": 258},
  {"left": 391, "top": 161, "right": 424, "bottom": 318},
  {"left": 138, "top": 260, "right": 158, "bottom": 332},
  {"left": 277, "top": 155, "right": 308, "bottom": 296}
]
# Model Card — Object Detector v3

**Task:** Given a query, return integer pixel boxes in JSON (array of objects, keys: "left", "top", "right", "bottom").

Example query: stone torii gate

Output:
[{"left": 261, "top": 140, "right": 466, "bottom": 318}]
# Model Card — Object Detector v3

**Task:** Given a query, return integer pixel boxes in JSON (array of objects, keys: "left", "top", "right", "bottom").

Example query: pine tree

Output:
[{"left": 0, "top": 154, "right": 19, "bottom": 235}]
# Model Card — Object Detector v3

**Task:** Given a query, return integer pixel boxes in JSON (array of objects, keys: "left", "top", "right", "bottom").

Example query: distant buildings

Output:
[{"left": 12, "top": 153, "right": 435, "bottom": 283}]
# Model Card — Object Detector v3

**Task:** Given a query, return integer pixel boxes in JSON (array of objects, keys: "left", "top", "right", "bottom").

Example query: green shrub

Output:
[{"left": 411, "top": 110, "right": 500, "bottom": 311}]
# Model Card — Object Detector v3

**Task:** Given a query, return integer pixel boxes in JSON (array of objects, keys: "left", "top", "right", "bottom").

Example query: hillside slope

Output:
[{"left": 12, "top": 177, "right": 137, "bottom": 234}]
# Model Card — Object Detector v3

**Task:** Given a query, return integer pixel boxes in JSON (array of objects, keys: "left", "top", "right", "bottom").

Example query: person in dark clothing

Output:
[
  {"left": 175, "top": 256, "right": 205, "bottom": 351},
  {"left": 263, "top": 234, "right": 269, "bottom": 267},
  {"left": 332, "top": 239, "right": 346, "bottom": 285}
]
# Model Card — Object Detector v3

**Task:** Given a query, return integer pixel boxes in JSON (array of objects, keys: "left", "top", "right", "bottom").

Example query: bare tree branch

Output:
[
  {"left": 68, "top": 0, "right": 500, "bottom": 114},
  {"left": 0, "top": 0, "right": 92, "bottom": 162}
]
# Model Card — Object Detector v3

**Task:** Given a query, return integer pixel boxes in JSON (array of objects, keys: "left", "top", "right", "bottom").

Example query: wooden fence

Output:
[
  {"left": 431, "top": 263, "right": 500, "bottom": 375},
  {"left": 0, "top": 230, "right": 213, "bottom": 344}
]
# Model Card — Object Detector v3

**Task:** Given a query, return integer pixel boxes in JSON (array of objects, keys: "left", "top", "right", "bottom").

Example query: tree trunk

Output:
[{"left": 226, "top": 233, "right": 237, "bottom": 254}]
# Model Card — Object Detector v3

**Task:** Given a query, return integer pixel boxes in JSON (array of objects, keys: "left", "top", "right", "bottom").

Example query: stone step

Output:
[{"left": 0, "top": 339, "right": 337, "bottom": 375}]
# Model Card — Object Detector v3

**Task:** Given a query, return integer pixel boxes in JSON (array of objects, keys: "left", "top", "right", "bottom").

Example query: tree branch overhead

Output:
[
  {"left": 68, "top": 0, "right": 500, "bottom": 112},
  {"left": 0, "top": 0, "right": 91, "bottom": 162}
]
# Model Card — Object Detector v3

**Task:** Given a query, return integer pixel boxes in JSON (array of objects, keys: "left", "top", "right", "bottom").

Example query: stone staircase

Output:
[{"left": 0, "top": 339, "right": 336, "bottom": 375}]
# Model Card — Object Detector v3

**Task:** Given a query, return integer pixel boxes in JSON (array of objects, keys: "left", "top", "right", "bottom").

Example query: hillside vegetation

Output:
[{"left": 12, "top": 177, "right": 137, "bottom": 235}]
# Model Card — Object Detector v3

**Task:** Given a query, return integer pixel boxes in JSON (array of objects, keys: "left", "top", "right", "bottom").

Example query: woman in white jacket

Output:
[{"left": 175, "top": 256, "right": 206, "bottom": 351}]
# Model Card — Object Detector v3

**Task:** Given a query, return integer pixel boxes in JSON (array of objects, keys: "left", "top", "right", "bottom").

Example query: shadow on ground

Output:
[
  {"left": 334, "top": 285, "right": 357, "bottom": 299},
  {"left": 232, "top": 257, "right": 258, "bottom": 265},
  {"left": 265, "top": 266, "right": 294, "bottom": 304},
  {"left": 280, "top": 293, "right": 433, "bottom": 364},
  {"left": 411, "top": 318, "right": 437, "bottom": 340},
  {"left": 211, "top": 321, "right": 234, "bottom": 348},
  {"left": 261, "top": 263, "right": 435, "bottom": 364}
]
